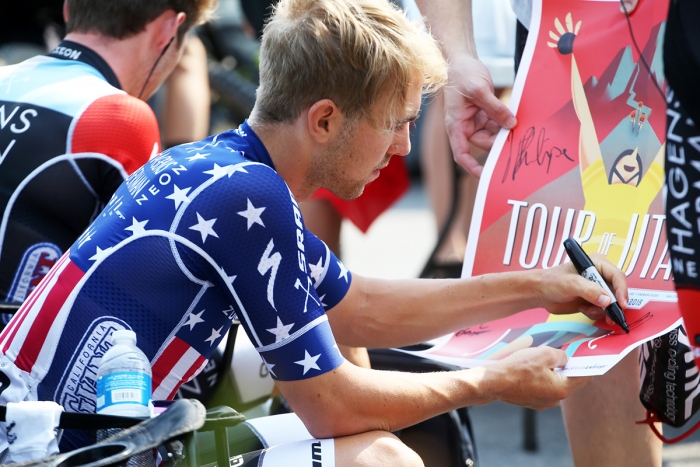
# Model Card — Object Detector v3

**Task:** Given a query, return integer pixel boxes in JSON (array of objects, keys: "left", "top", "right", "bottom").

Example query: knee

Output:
[{"left": 363, "top": 432, "right": 423, "bottom": 467}]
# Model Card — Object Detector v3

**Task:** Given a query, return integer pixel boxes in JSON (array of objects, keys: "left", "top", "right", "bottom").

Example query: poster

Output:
[{"left": 404, "top": 0, "right": 681, "bottom": 375}]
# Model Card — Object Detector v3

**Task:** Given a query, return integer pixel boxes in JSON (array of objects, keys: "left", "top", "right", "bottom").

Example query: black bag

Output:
[
  {"left": 638, "top": 325, "right": 700, "bottom": 442},
  {"left": 664, "top": 0, "right": 700, "bottom": 127}
]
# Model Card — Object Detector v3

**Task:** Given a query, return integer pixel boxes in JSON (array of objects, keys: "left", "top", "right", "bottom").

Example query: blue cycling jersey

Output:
[{"left": 0, "top": 121, "right": 350, "bottom": 420}]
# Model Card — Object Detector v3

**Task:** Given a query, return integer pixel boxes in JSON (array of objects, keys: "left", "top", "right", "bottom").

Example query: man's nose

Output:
[{"left": 391, "top": 125, "right": 411, "bottom": 156}]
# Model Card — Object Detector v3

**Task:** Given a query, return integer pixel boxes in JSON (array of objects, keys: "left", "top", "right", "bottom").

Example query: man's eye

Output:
[{"left": 394, "top": 122, "right": 407, "bottom": 132}]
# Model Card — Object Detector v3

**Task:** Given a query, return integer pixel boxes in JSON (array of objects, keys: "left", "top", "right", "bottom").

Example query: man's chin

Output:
[{"left": 325, "top": 183, "right": 366, "bottom": 201}]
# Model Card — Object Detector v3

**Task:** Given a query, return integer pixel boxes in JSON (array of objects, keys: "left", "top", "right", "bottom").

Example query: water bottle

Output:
[{"left": 96, "top": 329, "right": 152, "bottom": 417}]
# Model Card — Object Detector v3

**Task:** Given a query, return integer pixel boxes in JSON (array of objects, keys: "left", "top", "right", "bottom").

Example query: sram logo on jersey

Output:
[
  {"left": 55, "top": 318, "right": 129, "bottom": 414},
  {"left": 8, "top": 243, "right": 61, "bottom": 303},
  {"left": 289, "top": 191, "right": 307, "bottom": 273}
]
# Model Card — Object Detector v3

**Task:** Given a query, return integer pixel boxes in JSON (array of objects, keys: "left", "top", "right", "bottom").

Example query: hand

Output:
[
  {"left": 482, "top": 347, "right": 590, "bottom": 409},
  {"left": 535, "top": 253, "right": 629, "bottom": 324},
  {"left": 444, "top": 54, "right": 517, "bottom": 178}
]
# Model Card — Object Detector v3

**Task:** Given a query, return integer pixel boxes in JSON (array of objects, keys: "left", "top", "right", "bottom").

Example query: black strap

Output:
[
  {"left": 48, "top": 40, "right": 121, "bottom": 90},
  {"left": 0, "top": 405, "right": 142, "bottom": 430}
]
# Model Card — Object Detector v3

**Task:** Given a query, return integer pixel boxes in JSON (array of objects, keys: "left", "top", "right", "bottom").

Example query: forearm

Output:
[
  {"left": 280, "top": 349, "right": 577, "bottom": 439},
  {"left": 279, "top": 362, "right": 493, "bottom": 438},
  {"left": 329, "top": 272, "right": 542, "bottom": 348},
  {"left": 414, "top": 0, "right": 477, "bottom": 58}
]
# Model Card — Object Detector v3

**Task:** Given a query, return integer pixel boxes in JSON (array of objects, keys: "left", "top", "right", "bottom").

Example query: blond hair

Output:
[{"left": 255, "top": 0, "right": 447, "bottom": 131}]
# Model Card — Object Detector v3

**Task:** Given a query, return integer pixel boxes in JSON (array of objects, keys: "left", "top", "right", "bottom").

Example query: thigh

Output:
[
  {"left": 561, "top": 349, "right": 662, "bottom": 467},
  {"left": 258, "top": 431, "right": 422, "bottom": 467}
]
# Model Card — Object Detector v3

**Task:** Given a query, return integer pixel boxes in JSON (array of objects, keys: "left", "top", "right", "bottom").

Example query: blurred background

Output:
[{"left": 1, "top": 0, "right": 699, "bottom": 465}]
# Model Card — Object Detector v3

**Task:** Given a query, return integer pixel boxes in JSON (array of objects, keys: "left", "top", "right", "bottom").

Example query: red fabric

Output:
[
  {"left": 312, "top": 156, "right": 410, "bottom": 232},
  {"left": 71, "top": 94, "right": 161, "bottom": 174},
  {"left": 677, "top": 288, "right": 700, "bottom": 367}
]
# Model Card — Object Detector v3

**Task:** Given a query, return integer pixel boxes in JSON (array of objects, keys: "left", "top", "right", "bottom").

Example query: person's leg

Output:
[
  {"left": 334, "top": 431, "right": 424, "bottom": 467},
  {"left": 561, "top": 349, "right": 662, "bottom": 467},
  {"left": 255, "top": 431, "right": 423, "bottom": 467},
  {"left": 419, "top": 89, "right": 491, "bottom": 266},
  {"left": 225, "top": 413, "right": 423, "bottom": 467},
  {"left": 300, "top": 199, "right": 343, "bottom": 256},
  {"left": 300, "top": 199, "right": 370, "bottom": 368},
  {"left": 161, "top": 35, "right": 210, "bottom": 148}
]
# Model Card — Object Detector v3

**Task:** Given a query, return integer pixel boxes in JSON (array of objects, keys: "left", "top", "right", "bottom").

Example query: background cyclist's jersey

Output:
[
  {"left": 0, "top": 41, "right": 160, "bottom": 305},
  {"left": 0, "top": 121, "right": 349, "bottom": 418}
]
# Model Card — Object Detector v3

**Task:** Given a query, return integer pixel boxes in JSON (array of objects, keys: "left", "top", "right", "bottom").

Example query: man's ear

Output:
[
  {"left": 156, "top": 10, "right": 187, "bottom": 50},
  {"left": 307, "top": 99, "right": 344, "bottom": 144},
  {"left": 63, "top": 0, "right": 69, "bottom": 22}
]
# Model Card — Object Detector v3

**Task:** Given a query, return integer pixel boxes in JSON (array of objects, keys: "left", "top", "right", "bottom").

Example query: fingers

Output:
[
  {"left": 454, "top": 152, "right": 484, "bottom": 178},
  {"left": 472, "top": 90, "right": 517, "bottom": 131},
  {"left": 442, "top": 55, "right": 517, "bottom": 174},
  {"left": 565, "top": 375, "right": 592, "bottom": 392},
  {"left": 589, "top": 253, "right": 629, "bottom": 308},
  {"left": 493, "top": 348, "right": 584, "bottom": 409},
  {"left": 564, "top": 272, "right": 611, "bottom": 309}
]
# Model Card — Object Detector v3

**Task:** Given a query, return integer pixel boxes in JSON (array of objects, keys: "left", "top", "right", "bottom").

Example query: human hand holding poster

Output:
[{"left": 404, "top": 0, "right": 681, "bottom": 376}]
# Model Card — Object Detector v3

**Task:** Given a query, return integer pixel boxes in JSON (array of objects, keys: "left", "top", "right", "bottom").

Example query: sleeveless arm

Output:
[{"left": 571, "top": 55, "right": 603, "bottom": 174}]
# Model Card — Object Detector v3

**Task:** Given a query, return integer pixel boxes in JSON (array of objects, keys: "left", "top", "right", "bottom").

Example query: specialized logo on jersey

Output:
[
  {"left": 55, "top": 317, "right": 129, "bottom": 414},
  {"left": 7, "top": 243, "right": 62, "bottom": 303},
  {"left": 0, "top": 121, "right": 351, "bottom": 420}
]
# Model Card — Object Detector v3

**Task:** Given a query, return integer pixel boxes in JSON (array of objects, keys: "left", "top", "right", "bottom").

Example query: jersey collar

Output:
[
  {"left": 240, "top": 120, "right": 276, "bottom": 170},
  {"left": 48, "top": 41, "right": 122, "bottom": 90}
]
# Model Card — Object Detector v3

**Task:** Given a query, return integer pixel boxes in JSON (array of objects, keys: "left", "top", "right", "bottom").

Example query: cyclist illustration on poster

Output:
[{"left": 403, "top": 0, "right": 681, "bottom": 375}]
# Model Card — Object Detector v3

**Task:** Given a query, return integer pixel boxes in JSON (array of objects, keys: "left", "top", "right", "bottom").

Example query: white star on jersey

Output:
[
  {"left": 166, "top": 185, "right": 191, "bottom": 209},
  {"left": 186, "top": 152, "right": 210, "bottom": 161},
  {"left": 204, "top": 326, "right": 223, "bottom": 346},
  {"left": 295, "top": 350, "right": 321, "bottom": 375},
  {"left": 309, "top": 257, "right": 325, "bottom": 284},
  {"left": 228, "top": 165, "right": 249, "bottom": 177},
  {"left": 184, "top": 310, "right": 205, "bottom": 331},
  {"left": 89, "top": 246, "right": 113, "bottom": 262},
  {"left": 125, "top": 217, "right": 149, "bottom": 236},
  {"left": 338, "top": 261, "right": 349, "bottom": 282},
  {"left": 261, "top": 356, "right": 276, "bottom": 377},
  {"left": 238, "top": 199, "right": 266, "bottom": 230},
  {"left": 189, "top": 213, "right": 219, "bottom": 243},
  {"left": 204, "top": 163, "right": 233, "bottom": 180},
  {"left": 266, "top": 317, "right": 295, "bottom": 342}
]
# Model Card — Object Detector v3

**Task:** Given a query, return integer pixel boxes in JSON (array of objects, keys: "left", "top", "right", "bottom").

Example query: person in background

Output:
[
  {"left": 0, "top": 0, "right": 216, "bottom": 314},
  {"left": 0, "top": 1, "right": 632, "bottom": 463},
  {"left": 415, "top": 0, "right": 659, "bottom": 466}
]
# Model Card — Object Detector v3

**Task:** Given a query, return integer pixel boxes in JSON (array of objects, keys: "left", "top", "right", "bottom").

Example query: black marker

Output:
[{"left": 563, "top": 238, "right": 630, "bottom": 334}]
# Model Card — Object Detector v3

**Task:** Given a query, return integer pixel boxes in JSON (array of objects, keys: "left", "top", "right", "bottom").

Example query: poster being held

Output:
[{"left": 403, "top": 0, "right": 681, "bottom": 376}]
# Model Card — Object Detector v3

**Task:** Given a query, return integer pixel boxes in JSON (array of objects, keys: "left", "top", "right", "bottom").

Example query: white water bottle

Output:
[{"left": 96, "top": 330, "right": 152, "bottom": 417}]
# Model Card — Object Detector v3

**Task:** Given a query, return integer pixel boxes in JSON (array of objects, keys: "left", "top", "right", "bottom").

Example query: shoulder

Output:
[{"left": 71, "top": 94, "right": 160, "bottom": 174}]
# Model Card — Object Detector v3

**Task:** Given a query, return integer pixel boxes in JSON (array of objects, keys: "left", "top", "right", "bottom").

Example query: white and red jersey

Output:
[{"left": 0, "top": 41, "right": 160, "bottom": 306}]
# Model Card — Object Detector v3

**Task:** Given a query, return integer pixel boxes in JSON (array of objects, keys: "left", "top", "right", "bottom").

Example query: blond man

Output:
[{"left": 0, "top": 0, "right": 628, "bottom": 464}]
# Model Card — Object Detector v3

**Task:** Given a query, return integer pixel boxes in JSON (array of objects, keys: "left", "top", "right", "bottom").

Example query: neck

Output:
[
  {"left": 63, "top": 32, "right": 157, "bottom": 98},
  {"left": 248, "top": 113, "right": 318, "bottom": 201}
]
